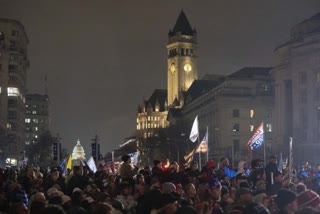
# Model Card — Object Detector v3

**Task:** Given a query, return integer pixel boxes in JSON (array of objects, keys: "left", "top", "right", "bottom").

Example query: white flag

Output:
[
  {"left": 128, "top": 151, "right": 140, "bottom": 166},
  {"left": 196, "top": 130, "right": 208, "bottom": 153},
  {"left": 87, "top": 156, "right": 97, "bottom": 173},
  {"left": 189, "top": 116, "right": 199, "bottom": 143}
]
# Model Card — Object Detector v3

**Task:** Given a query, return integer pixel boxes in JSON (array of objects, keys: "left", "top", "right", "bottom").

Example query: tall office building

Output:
[
  {"left": 273, "top": 12, "right": 320, "bottom": 164},
  {"left": 0, "top": 19, "right": 29, "bottom": 160},
  {"left": 25, "top": 94, "right": 49, "bottom": 145}
]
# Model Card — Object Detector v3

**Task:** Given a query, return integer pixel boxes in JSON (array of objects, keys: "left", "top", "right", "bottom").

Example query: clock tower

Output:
[{"left": 167, "top": 10, "right": 198, "bottom": 106}]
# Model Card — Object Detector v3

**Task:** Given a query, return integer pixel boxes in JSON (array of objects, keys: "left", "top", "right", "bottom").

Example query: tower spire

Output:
[{"left": 170, "top": 10, "right": 194, "bottom": 36}]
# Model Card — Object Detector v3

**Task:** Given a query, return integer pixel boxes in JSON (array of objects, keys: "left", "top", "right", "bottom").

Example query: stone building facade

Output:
[{"left": 273, "top": 12, "right": 320, "bottom": 164}]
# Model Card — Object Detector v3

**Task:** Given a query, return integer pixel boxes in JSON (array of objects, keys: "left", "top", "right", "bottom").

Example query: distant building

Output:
[
  {"left": 136, "top": 10, "right": 197, "bottom": 139},
  {"left": 72, "top": 139, "right": 86, "bottom": 161},
  {"left": 167, "top": 10, "right": 198, "bottom": 107},
  {"left": 0, "top": 19, "right": 29, "bottom": 160},
  {"left": 169, "top": 67, "right": 274, "bottom": 163},
  {"left": 273, "top": 12, "right": 320, "bottom": 164},
  {"left": 25, "top": 94, "right": 50, "bottom": 145}
]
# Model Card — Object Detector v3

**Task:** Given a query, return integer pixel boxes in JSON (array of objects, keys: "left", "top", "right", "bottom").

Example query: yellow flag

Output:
[{"left": 67, "top": 155, "right": 72, "bottom": 170}]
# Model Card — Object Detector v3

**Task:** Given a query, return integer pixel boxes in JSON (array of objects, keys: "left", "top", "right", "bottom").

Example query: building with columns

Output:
[
  {"left": 272, "top": 12, "right": 320, "bottom": 164},
  {"left": 0, "top": 19, "right": 29, "bottom": 161}
]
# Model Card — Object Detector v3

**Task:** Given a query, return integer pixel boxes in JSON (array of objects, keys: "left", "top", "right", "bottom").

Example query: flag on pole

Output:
[
  {"left": 189, "top": 116, "right": 199, "bottom": 143},
  {"left": 59, "top": 158, "right": 67, "bottom": 176},
  {"left": 247, "top": 122, "right": 264, "bottom": 150},
  {"left": 66, "top": 155, "right": 72, "bottom": 170},
  {"left": 128, "top": 151, "right": 140, "bottom": 166},
  {"left": 87, "top": 156, "right": 97, "bottom": 173},
  {"left": 196, "top": 129, "right": 208, "bottom": 153}
]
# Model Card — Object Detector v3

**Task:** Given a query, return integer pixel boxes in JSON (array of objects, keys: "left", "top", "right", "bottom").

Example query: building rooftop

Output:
[
  {"left": 227, "top": 67, "right": 272, "bottom": 79},
  {"left": 169, "top": 10, "right": 195, "bottom": 37}
]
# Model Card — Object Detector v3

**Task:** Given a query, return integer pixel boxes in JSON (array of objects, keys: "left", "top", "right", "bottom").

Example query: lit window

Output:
[
  {"left": 148, "top": 116, "right": 150, "bottom": 121},
  {"left": 32, "top": 111, "right": 37, "bottom": 115},
  {"left": 7, "top": 87, "right": 20, "bottom": 97},
  {"left": 34, "top": 135, "right": 38, "bottom": 139},
  {"left": 155, "top": 106, "right": 159, "bottom": 112},
  {"left": 250, "top": 125, "right": 254, "bottom": 132},
  {"left": 25, "top": 118, "right": 31, "bottom": 123},
  {"left": 25, "top": 141, "right": 30, "bottom": 145},
  {"left": 34, "top": 127, "right": 38, "bottom": 131},
  {"left": 250, "top": 109, "right": 254, "bottom": 118},
  {"left": 151, "top": 124, "right": 154, "bottom": 128},
  {"left": 148, "top": 123, "right": 150, "bottom": 128},
  {"left": 33, "top": 119, "right": 39, "bottom": 123},
  {"left": 0, "top": 87, "right": 1, "bottom": 94},
  {"left": 266, "top": 123, "right": 272, "bottom": 132}
]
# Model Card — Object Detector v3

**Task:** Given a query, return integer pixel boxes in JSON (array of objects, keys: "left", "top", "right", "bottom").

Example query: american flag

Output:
[{"left": 247, "top": 122, "right": 264, "bottom": 150}]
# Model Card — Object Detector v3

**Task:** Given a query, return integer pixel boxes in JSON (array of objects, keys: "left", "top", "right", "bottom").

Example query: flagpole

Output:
[
  {"left": 206, "top": 126, "right": 209, "bottom": 162},
  {"left": 263, "top": 122, "right": 266, "bottom": 167},
  {"left": 112, "top": 150, "right": 114, "bottom": 163},
  {"left": 198, "top": 132, "right": 201, "bottom": 170},
  {"left": 289, "top": 137, "right": 293, "bottom": 182}
]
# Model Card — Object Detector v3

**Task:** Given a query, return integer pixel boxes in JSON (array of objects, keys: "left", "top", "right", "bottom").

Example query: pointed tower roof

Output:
[{"left": 170, "top": 10, "right": 194, "bottom": 36}]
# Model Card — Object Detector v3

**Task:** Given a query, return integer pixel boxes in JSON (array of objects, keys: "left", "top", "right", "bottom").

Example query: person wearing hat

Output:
[
  {"left": 199, "top": 160, "right": 216, "bottom": 183},
  {"left": 200, "top": 177, "right": 224, "bottom": 214},
  {"left": 275, "top": 189, "right": 298, "bottom": 214},
  {"left": 44, "top": 167, "right": 66, "bottom": 194},
  {"left": 151, "top": 193, "right": 179, "bottom": 214}
]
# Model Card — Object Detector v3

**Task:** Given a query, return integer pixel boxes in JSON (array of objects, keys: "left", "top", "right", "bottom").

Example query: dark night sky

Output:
[{"left": 0, "top": 1, "right": 319, "bottom": 155}]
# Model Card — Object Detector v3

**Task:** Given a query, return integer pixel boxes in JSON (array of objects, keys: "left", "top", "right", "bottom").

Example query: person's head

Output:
[
  {"left": 50, "top": 168, "right": 59, "bottom": 181},
  {"left": 276, "top": 189, "right": 298, "bottom": 213},
  {"left": 269, "top": 155, "right": 277, "bottom": 164},
  {"left": 236, "top": 173, "right": 248, "bottom": 186},
  {"left": 207, "top": 177, "right": 222, "bottom": 201},
  {"left": 159, "top": 193, "right": 179, "bottom": 214},
  {"left": 92, "top": 202, "right": 113, "bottom": 214},
  {"left": 73, "top": 166, "right": 83, "bottom": 176},
  {"left": 185, "top": 183, "right": 196, "bottom": 197},
  {"left": 190, "top": 161, "right": 198, "bottom": 170},
  {"left": 154, "top": 160, "right": 161, "bottom": 168},
  {"left": 169, "top": 162, "right": 179, "bottom": 173},
  {"left": 236, "top": 187, "right": 253, "bottom": 205},
  {"left": 206, "top": 160, "right": 216, "bottom": 170},
  {"left": 220, "top": 186, "right": 229, "bottom": 201},
  {"left": 121, "top": 155, "right": 131, "bottom": 164},
  {"left": 220, "top": 157, "right": 229, "bottom": 168},
  {"left": 29, "top": 201, "right": 46, "bottom": 214},
  {"left": 255, "top": 180, "right": 266, "bottom": 192},
  {"left": 162, "top": 182, "right": 176, "bottom": 194},
  {"left": 119, "top": 182, "right": 132, "bottom": 196},
  {"left": 254, "top": 192, "right": 270, "bottom": 208},
  {"left": 296, "top": 183, "right": 306, "bottom": 194},
  {"left": 135, "top": 174, "right": 145, "bottom": 184}
]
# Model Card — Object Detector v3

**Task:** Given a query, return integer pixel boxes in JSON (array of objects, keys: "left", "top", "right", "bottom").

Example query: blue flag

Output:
[{"left": 59, "top": 159, "right": 67, "bottom": 176}]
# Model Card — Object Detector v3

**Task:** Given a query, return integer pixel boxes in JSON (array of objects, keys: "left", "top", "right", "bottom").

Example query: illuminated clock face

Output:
[
  {"left": 184, "top": 63, "right": 192, "bottom": 72},
  {"left": 170, "top": 63, "right": 175, "bottom": 74}
]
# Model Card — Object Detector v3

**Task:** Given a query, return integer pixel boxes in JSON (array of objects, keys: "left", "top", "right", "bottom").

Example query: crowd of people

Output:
[{"left": 0, "top": 154, "right": 320, "bottom": 214}]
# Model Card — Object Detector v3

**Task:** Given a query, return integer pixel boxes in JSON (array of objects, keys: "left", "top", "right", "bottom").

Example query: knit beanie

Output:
[{"left": 297, "top": 189, "right": 320, "bottom": 209}]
